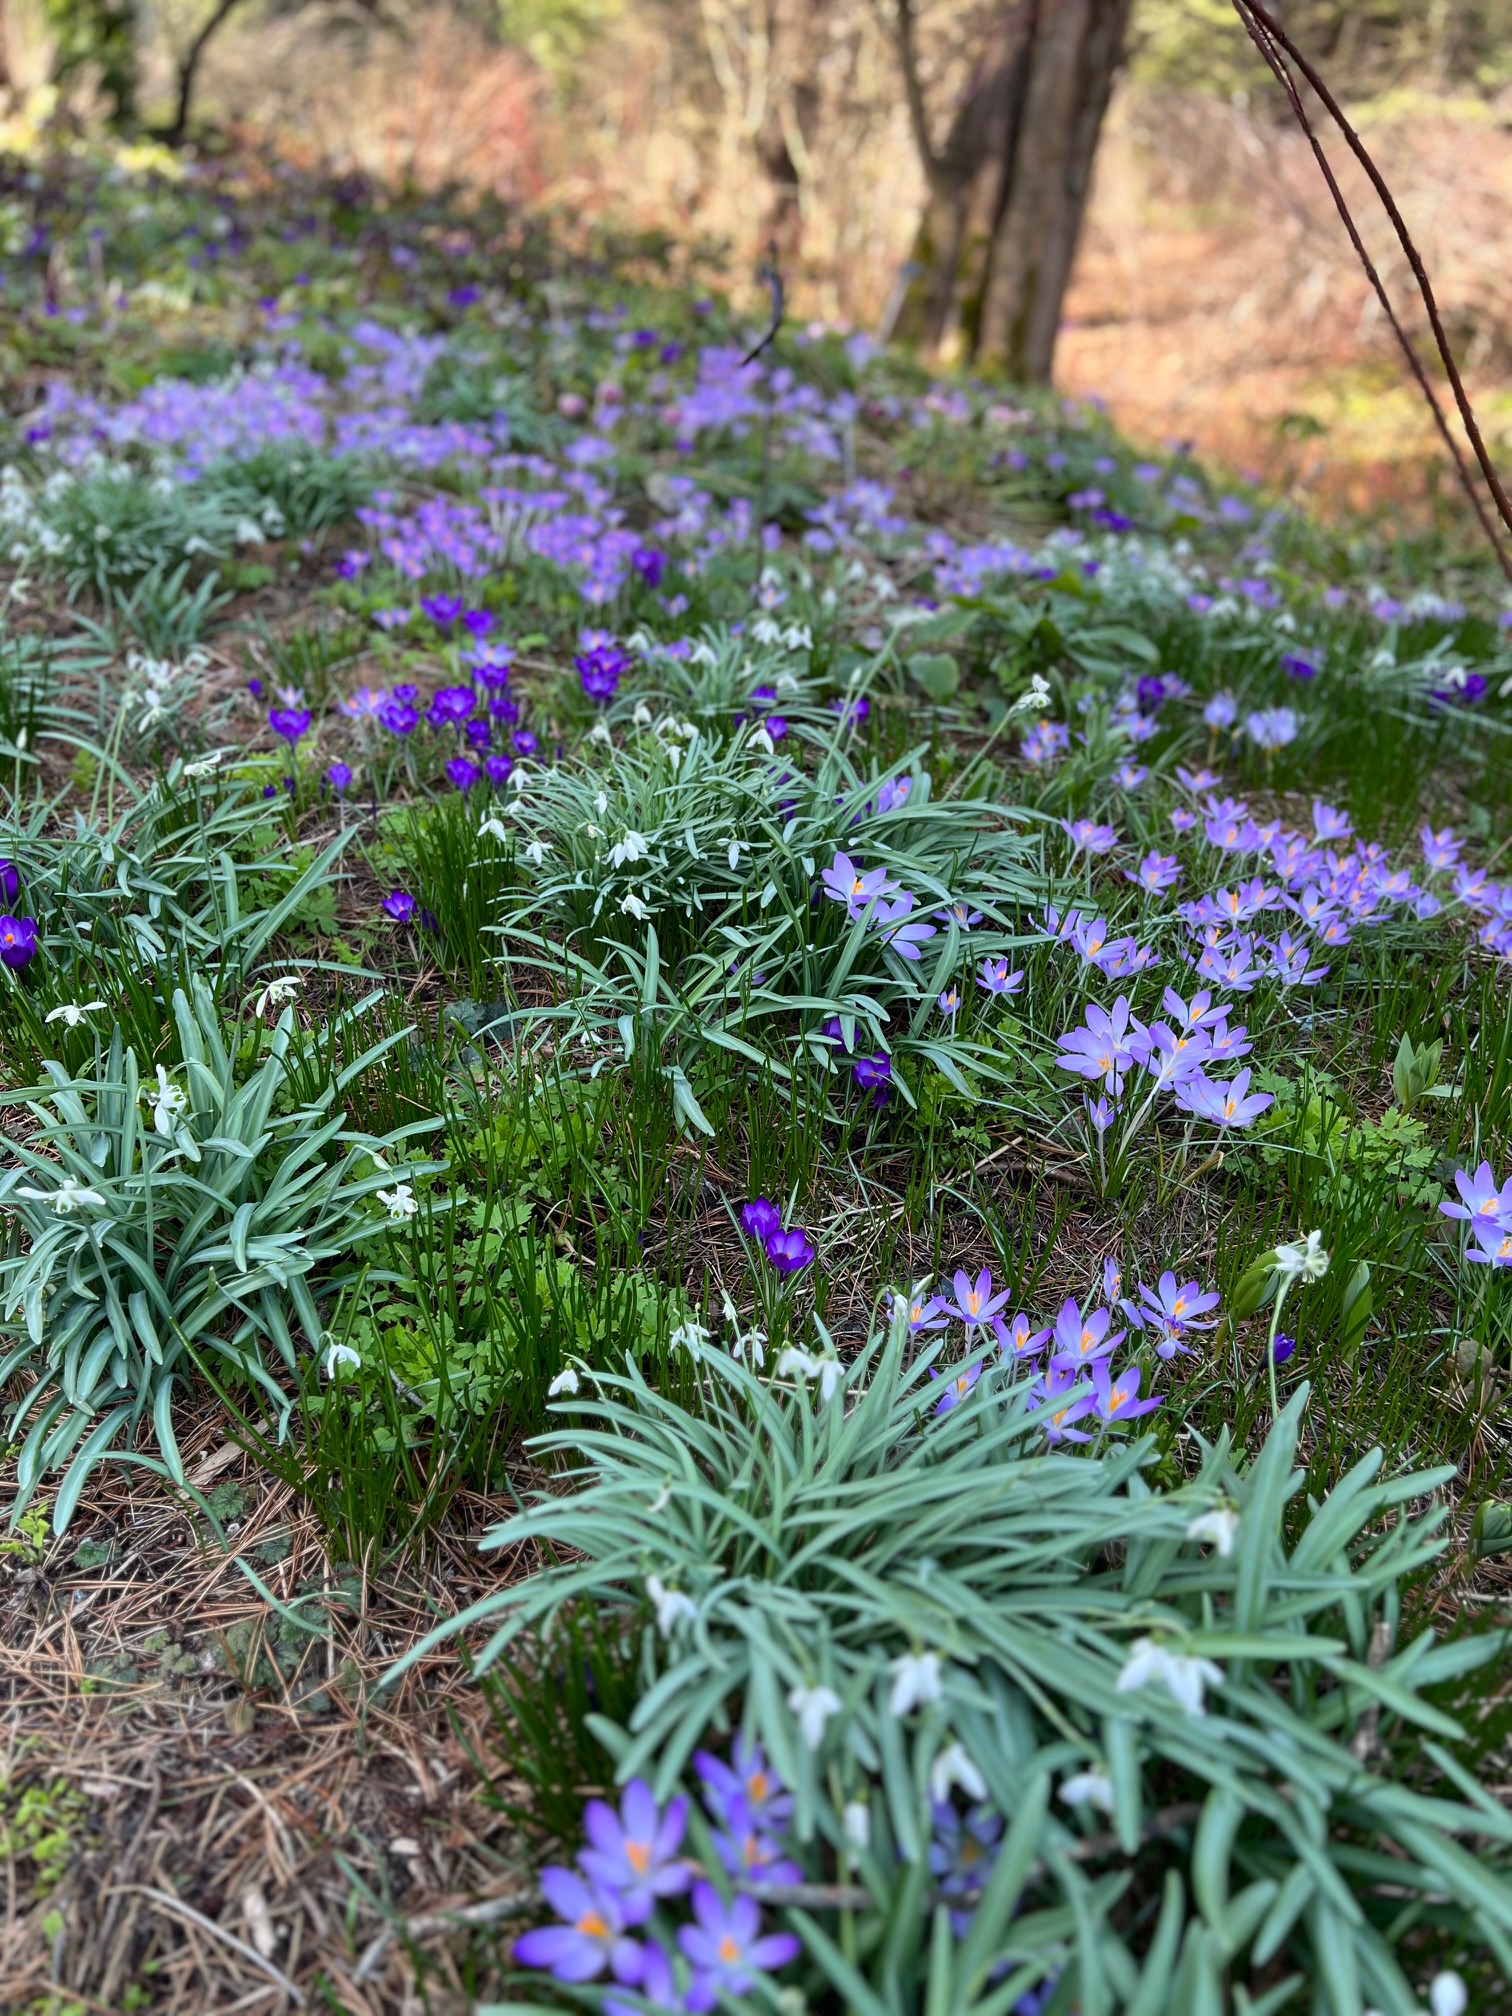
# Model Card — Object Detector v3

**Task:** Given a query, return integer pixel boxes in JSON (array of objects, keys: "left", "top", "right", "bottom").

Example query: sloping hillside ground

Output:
[{"left": 0, "top": 146, "right": 1511, "bottom": 2013}]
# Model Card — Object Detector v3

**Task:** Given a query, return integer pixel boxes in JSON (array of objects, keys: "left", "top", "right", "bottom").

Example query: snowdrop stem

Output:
[{"left": 1265, "top": 1277, "right": 1293, "bottom": 1421}]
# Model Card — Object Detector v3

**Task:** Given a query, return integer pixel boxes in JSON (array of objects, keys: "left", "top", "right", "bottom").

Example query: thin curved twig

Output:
[
  {"left": 1230, "top": 0, "right": 1512, "bottom": 578},
  {"left": 742, "top": 248, "right": 786, "bottom": 368}
]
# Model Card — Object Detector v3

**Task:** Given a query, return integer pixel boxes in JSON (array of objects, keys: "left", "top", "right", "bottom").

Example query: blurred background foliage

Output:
[{"left": 2, "top": 0, "right": 1511, "bottom": 511}]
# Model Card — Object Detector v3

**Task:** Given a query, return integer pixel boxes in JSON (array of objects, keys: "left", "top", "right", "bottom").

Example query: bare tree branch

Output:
[{"left": 1231, "top": 0, "right": 1512, "bottom": 577}]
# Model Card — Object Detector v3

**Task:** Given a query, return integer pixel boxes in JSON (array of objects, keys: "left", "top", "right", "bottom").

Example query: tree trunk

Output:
[{"left": 893, "top": 0, "right": 1132, "bottom": 382}]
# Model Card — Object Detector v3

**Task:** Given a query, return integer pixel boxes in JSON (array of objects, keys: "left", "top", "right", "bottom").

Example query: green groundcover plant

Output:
[
  {"left": 0, "top": 978, "right": 440, "bottom": 1527},
  {"left": 394, "top": 1306, "right": 1512, "bottom": 2014}
]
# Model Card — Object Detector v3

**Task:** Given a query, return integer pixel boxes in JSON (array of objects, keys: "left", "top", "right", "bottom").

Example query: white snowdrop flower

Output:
[
  {"left": 1059, "top": 1767, "right": 1115, "bottom": 1815},
  {"left": 751, "top": 617, "right": 782, "bottom": 646},
  {"left": 1273, "top": 1229, "right": 1330, "bottom": 1283},
  {"left": 683, "top": 828, "right": 703, "bottom": 860},
  {"left": 1429, "top": 1970, "right": 1468, "bottom": 2016},
  {"left": 645, "top": 1574, "right": 697, "bottom": 1638},
  {"left": 669, "top": 1318, "right": 710, "bottom": 1362},
  {"left": 646, "top": 1481, "right": 673, "bottom": 1515},
  {"left": 929, "top": 1742, "right": 986, "bottom": 1804},
  {"left": 182, "top": 752, "right": 224, "bottom": 778},
  {"left": 524, "top": 839, "right": 550, "bottom": 866},
  {"left": 620, "top": 892, "right": 648, "bottom": 922},
  {"left": 588, "top": 720, "right": 613, "bottom": 746},
  {"left": 609, "top": 830, "right": 649, "bottom": 868},
  {"left": 727, "top": 839, "right": 742, "bottom": 870},
  {"left": 377, "top": 1183, "right": 417, "bottom": 1221},
  {"left": 547, "top": 1368, "right": 580, "bottom": 1397},
  {"left": 751, "top": 727, "right": 774, "bottom": 756},
  {"left": 323, "top": 1340, "right": 362, "bottom": 1377},
  {"left": 869, "top": 575, "right": 897, "bottom": 603},
  {"left": 1185, "top": 1506, "right": 1240, "bottom": 1557},
  {"left": 1116, "top": 1638, "right": 1224, "bottom": 1718},
  {"left": 787, "top": 1683, "right": 842, "bottom": 1751},
  {"left": 842, "top": 1801, "right": 870, "bottom": 1850},
  {"left": 1013, "top": 673, "right": 1053, "bottom": 715},
  {"left": 18, "top": 1177, "right": 107, "bottom": 1213},
  {"left": 45, "top": 1001, "right": 106, "bottom": 1027},
  {"left": 632, "top": 701, "right": 653, "bottom": 727},
  {"left": 144, "top": 1065, "right": 188, "bottom": 1136},
  {"left": 478, "top": 816, "right": 509, "bottom": 842},
  {"left": 666, "top": 744, "right": 683, "bottom": 772},
  {"left": 253, "top": 974, "right": 301, "bottom": 1018},
  {"left": 888, "top": 1650, "right": 943, "bottom": 1719},
  {"left": 595, "top": 791, "right": 609, "bottom": 816},
  {"left": 776, "top": 1347, "right": 841, "bottom": 1402}
]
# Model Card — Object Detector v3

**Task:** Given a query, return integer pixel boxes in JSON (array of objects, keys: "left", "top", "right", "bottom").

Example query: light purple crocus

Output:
[
  {"left": 1055, "top": 997, "right": 1151, "bottom": 1095},
  {"left": 694, "top": 1738, "right": 794, "bottom": 1834},
  {"left": 578, "top": 1781, "right": 691, "bottom": 1925},
  {"left": 513, "top": 1867, "right": 643, "bottom": 1984},
  {"left": 1128, "top": 851, "right": 1182, "bottom": 895},
  {"left": 1062, "top": 818, "right": 1119, "bottom": 855},
  {"left": 1441, "top": 1162, "right": 1512, "bottom": 1230},
  {"left": 946, "top": 1267, "right": 1010, "bottom": 1330},
  {"left": 820, "top": 851, "right": 898, "bottom": 918},
  {"left": 677, "top": 1885, "right": 800, "bottom": 2002},
  {"left": 1091, "top": 1360, "right": 1162, "bottom": 1423},
  {"left": 1174, "top": 1068, "right": 1273, "bottom": 1127},
  {"left": 978, "top": 957, "right": 1025, "bottom": 996},
  {"left": 1049, "top": 1297, "right": 1124, "bottom": 1369}
]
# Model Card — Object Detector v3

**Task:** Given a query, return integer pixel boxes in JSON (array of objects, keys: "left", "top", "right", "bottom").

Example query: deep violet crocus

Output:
[
  {"left": 0, "top": 859, "right": 19, "bottom": 904},
  {"left": 269, "top": 706, "right": 310, "bottom": 747},
  {"left": 766, "top": 1226, "right": 816, "bottom": 1274},
  {"left": 0, "top": 916, "right": 39, "bottom": 969},
  {"left": 382, "top": 890, "right": 417, "bottom": 923},
  {"left": 741, "top": 1197, "right": 781, "bottom": 1242}
]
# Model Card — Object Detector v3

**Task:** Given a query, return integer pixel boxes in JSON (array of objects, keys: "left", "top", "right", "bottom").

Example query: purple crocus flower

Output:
[
  {"left": 325, "top": 761, "right": 353, "bottom": 793},
  {"left": 1420, "top": 826, "right": 1459, "bottom": 873},
  {"left": 694, "top": 1738, "right": 793, "bottom": 1834},
  {"left": 446, "top": 756, "right": 480, "bottom": 793},
  {"left": 1467, "top": 1221, "right": 1512, "bottom": 1268},
  {"left": 946, "top": 1267, "right": 1010, "bottom": 1330},
  {"left": 379, "top": 700, "right": 419, "bottom": 736},
  {"left": 873, "top": 893, "right": 937, "bottom": 960},
  {"left": 1031, "top": 1362, "right": 1095, "bottom": 1444},
  {"left": 741, "top": 1197, "right": 781, "bottom": 1241},
  {"left": 1091, "top": 1360, "right": 1162, "bottom": 1423},
  {"left": 269, "top": 707, "right": 311, "bottom": 746},
  {"left": 1174, "top": 1067, "right": 1273, "bottom": 1127},
  {"left": 1136, "top": 674, "right": 1168, "bottom": 714},
  {"left": 463, "top": 608, "right": 495, "bottom": 637},
  {"left": 578, "top": 642, "right": 630, "bottom": 704},
  {"left": 428, "top": 685, "right": 478, "bottom": 727},
  {"left": 1281, "top": 652, "right": 1319, "bottom": 682},
  {"left": 1137, "top": 1272, "right": 1220, "bottom": 1357},
  {"left": 605, "top": 1941, "right": 680, "bottom": 2016},
  {"left": 853, "top": 1052, "right": 892, "bottom": 1101},
  {"left": 513, "top": 729, "right": 539, "bottom": 756},
  {"left": 0, "top": 859, "right": 19, "bottom": 904},
  {"left": 931, "top": 1360, "right": 983, "bottom": 1414},
  {"left": 820, "top": 851, "right": 899, "bottom": 918},
  {"left": 1055, "top": 997, "right": 1151, "bottom": 1095},
  {"left": 633, "top": 547, "right": 667, "bottom": 587},
  {"left": 677, "top": 1885, "right": 799, "bottom": 2001},
  {"left": 1061, "top": 818, "right": 1119, "bottom": 855},
  {"left": 977, "top": 957, "right": 1025, "bottom": 997},
  {"left": 1312, "top": 800, "right": 1352, "bottom": 841},
  {"left": 894, "top": 1288, "right": 949, "bottom": 1335},
  {"left": 1049, "top": 1297, "right": 1124, "bottom": 1369},
  {"left": 935, "top": 899, "right": 984, "bottom": 929},
  {"left": 382, "top": 890, "right": 417, "bottom": 923},
  {"left": 0, "top": 916, "right": 38, "bottom": 969},
  {"left": 1271, "top": 1333, "right": 1298, "bottom": 1365},
  {"left": 577, "top": 1781, "right": 692, "bottom": 1925},
  {"left": 996, "top": 1311, "right": 1050, "bottom": 1361},
  {"left": 513, "top": 1867, "right": 642, "bottom": 1984},
  {"left": 766, "top": 1227, "right": 816, "bottom": 1274},
  {"left": 1246, "top": 706, "right": 1299, "bottom": 752},
  {"left": 421, "top": 593, "right": 462, "bottom": 628},
  {"left": 710, "top": 1796, "right": 803, "bottom": 1885},
  {"left": 1441, "top": 1162, "right": 1512, "bottom": 1229},
  {"left": 1128, "top": 846, "right": 1185, "bottom": 895}
]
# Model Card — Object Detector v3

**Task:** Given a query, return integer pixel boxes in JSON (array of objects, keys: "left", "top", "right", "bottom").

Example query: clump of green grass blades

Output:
[{"left": 395, "top": 1306, "right": 1512, "bottom": 2011}]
